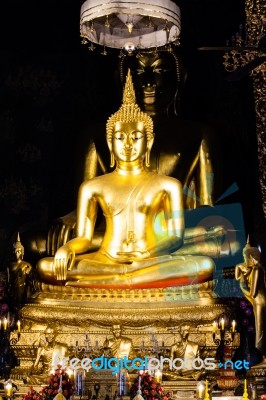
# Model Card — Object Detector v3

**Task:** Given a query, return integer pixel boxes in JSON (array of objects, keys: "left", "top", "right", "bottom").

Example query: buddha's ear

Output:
[
  {"left": 106, "top": 138, "right": 115, "bottom": 168},
  {"left": 147, "top": 135, "right": 154, "bottom": 151},
  {"left": 145, "top": 136, "right": 154, "bottom": 167}
]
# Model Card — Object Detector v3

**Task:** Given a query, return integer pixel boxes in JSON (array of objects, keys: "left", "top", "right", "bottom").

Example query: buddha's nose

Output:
[
  {"left": 124, "top": 135, "right": 133, "bottom": 148},
  {"left": 142, "top": 71, "right": 156, "bottom": 88}
]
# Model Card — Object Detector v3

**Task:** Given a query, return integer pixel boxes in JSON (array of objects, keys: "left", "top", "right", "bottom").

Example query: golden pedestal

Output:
[{"left": 11, "top": 281, "right": 240, "bottom": 397}]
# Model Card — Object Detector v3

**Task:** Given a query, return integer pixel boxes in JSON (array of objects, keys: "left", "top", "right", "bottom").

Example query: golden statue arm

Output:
[
  {"left": 235, "top": 263, "right": 253, "bottom": 303},
  {"left": 52, "top": 182, "right": 98, "bottom": 280},
  {"left": 147, "top": 184, "right": 184, "bottom": 256},
  {"left": 250, "top": 266, "right": 259, "bottom": 299}
]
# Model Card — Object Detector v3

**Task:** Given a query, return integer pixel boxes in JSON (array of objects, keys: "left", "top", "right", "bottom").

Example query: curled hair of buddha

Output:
[{"left": 106, "top": 69, "right": 154, "bottom": 141}]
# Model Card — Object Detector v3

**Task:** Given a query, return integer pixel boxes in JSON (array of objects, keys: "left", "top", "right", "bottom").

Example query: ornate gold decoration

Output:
[
  {"left": 245, "top": 0, "right": 266, "bottom": 217},
  {"left": 21, "top": 301, "right": 229, "bottom": 327},
  {"left": 224, "top": 0, "right": 266, "bottom": 216}
]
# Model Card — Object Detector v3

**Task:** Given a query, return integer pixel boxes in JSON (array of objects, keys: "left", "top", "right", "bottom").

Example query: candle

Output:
[
  {"left": 221, "top": 318, "right": 225, "bottom": 331},
  {"left": 204, "top": 380, "right": 210, "bottom": 400},
  {"left": 198, "top": 383, "right": 204, "bottom": 399},
  {"left": 67, "top": 368, "right": 73, "bottom": 377},
  {"left": 138, "top": 375, "right": 141, "bottom": 389},
  {"left": 155, "top": 369, "right": 162, "bottom": 383},
  {"left": 4, "top": 317, "right": 7, "bottom": 330},
  {"left": 232, "top": 320, "right": 236, "bottom": 332},
  {"left": 212, "top": 321, "right": 218, "bottom": 333},
  {"left": 6, "top": 383, "right": 12, "bottom": 397},
  {"left": 59, "top": 374, "right": 62, "bottom": 388},
  {"left": 17, "top": 320, "right": 21, "bottom": 332}
]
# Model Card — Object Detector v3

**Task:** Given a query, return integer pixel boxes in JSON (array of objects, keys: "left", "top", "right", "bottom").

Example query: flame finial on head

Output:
[
  {"left": 122, "top": 70, "right": 136, "bottom": 105},
  {"left": 106, "top": 69, "right": 153, "bottom": 142}
]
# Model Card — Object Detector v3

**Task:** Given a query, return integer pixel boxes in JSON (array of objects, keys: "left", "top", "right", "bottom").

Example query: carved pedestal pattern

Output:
[{"left": 10, "top": 283, "right": 241, "bottom": 397}]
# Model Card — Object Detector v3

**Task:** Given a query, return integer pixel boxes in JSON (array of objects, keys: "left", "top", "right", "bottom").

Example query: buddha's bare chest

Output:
[{"left": 97, "top": 175, "right": 160, "bottom": 217}]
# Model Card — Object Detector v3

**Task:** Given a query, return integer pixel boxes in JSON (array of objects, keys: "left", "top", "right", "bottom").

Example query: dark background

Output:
[{"left": 0, "top": 0, "right": 263, "bottom": 265}]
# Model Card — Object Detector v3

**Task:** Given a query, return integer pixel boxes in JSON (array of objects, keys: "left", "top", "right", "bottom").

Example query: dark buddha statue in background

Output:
[
  {"left": 22, "top": 48, "right": 224, "bottom": 265},
  {"left": 120, "top": 50, "right": 222, "bottom": 208}
]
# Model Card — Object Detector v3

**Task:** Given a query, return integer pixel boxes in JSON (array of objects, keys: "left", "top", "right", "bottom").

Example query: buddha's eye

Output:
[
  {"left": 135, "top": 68, "right": 145, "bottom": 75},
  {"left": 114, "top": 132, "right": 124, "bottom": 140},
  {"left": 153, "top": 67, "right": 170, "bottom": 74},
  {"left": 132, "top": 131, "right": 144, "bottom": 140}
]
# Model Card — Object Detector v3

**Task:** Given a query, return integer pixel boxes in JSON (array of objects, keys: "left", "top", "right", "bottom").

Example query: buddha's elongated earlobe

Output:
[
  {"left": 145, "top": 150, "right": 151, "bottom": 167},
  {"left": 110, "top": 151, "right": 115, "bottom": 168}
]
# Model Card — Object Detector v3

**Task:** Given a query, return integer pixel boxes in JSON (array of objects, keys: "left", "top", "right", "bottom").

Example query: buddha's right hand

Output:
[{"left": 53, "top": 246, "right": 75, "bottom": 280}]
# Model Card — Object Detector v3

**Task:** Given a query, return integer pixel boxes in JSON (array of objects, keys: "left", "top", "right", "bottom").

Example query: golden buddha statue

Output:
[
  {"left": 20, "top": 49, "right": 230, "bottom": 269},
  {"left": 235, "top": 240, "right": 266, "bottom": 366},
  {"left": 103, "top": 324, "right": 134, "bottom": 359},
  {"left": 41, "top": 49, "right": 224, "bottom": 258},
  {"left": 37, "top": 71, "right": 217, "bottom": 289},
  {"left": 9, "top": 233, "right": 33, "bottom": 304},
  {"left": 164, "top": 324, "right": 202, "bottom": 380},
  {"left": 29, "top": 326, "right": 68, "bottom": 383}
]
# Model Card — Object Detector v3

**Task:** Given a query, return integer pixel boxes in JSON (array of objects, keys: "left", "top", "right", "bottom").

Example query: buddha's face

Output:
[
  {"left": 15, "top": 247, "right": 23, "bottom": 260},
  {"left": 45, "top": 328, "right": 55, "bottom": 343},
  {"left": 123, "top": 52, "right": 178, "bottom": 115},
  {"left": 180, "top": 326, "right": 190, "bottom": 340},
  {"left": 112, "top": 121, "right": 147, "bottom": 163},
  {"left": 112, "top": 327, "right": 122, "bottom": 338}
]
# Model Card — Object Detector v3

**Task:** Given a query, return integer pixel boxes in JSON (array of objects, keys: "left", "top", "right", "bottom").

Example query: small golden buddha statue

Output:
[
  {"left": 103, "top": 324, "right": 134, "bottom": 359},
  {"left": 235, "top": 240, "right": 266, "bottom": 366},
  {"left": 37, "top": 71, "right": 216, "bottom": 289},
  {"left": 9, "top": 233, "right": 32, "bottom": 304},
  {"left": 164, "top": 324, "right": 202, "bottom": 380},
  {"left": 29, "top": 326, "right": 68, "bottom": 383}
]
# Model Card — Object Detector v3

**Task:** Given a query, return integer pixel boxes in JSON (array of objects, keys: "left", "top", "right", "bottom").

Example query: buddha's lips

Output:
[
  {"left": 121, "top": 149, "right": 136, "bottom": 156},
  {"left": 143, "top": 91, "right": 156, "bottom": 97}
]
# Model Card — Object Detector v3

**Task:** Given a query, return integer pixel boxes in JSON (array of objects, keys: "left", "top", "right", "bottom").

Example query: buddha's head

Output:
[
  {"left": 180, "top": 324, "right": 190, "bottom": 340},
  {"left": 106, "top": 70, "right": 154, "bottom": 168},
  {"left": 44, "top": 326, "right": 55, "bottom": 343},
  {"left": 243, "top": 243, "right": 261, "bottom": 266},
  {"left": 112, "top": 324, "right": 122, "bottom": 339},
  {"left": 119, "top": 50, "right": 185, "bottom": 117},
  {"left": 13, "top": 233, "right": 24, "bottom": 261}
]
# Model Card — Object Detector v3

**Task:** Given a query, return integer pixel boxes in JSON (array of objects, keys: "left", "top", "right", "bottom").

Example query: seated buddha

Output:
[
  {"left": 42, "top": 48, "right": 223, "bottom": 259},
  {"left": 37, "top": 71, "right": 218, "bottom": 289}
]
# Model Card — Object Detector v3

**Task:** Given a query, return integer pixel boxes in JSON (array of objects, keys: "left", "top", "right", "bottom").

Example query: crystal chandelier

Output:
[{"left": 80, "top": 0, "right": 181, "bottom": 53}]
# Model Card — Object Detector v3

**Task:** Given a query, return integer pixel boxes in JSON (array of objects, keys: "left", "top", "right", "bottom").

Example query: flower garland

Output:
[
  {"left": 21, "top": 387, "right": 44, "bottom": 400},
  {"left": 21, "top": 367, "right": 74, "bottom": 400},
  {"left": 129, "top": 372, "right": 172, "bottom": 400},
  {"left": 40, "top": 367, "right": 74, "bottom": 400}
]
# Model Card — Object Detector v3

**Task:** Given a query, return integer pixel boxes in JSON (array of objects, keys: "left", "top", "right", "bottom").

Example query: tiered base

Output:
[{"left": 10, "top": 283, "right": 240, "bottom": 398}]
